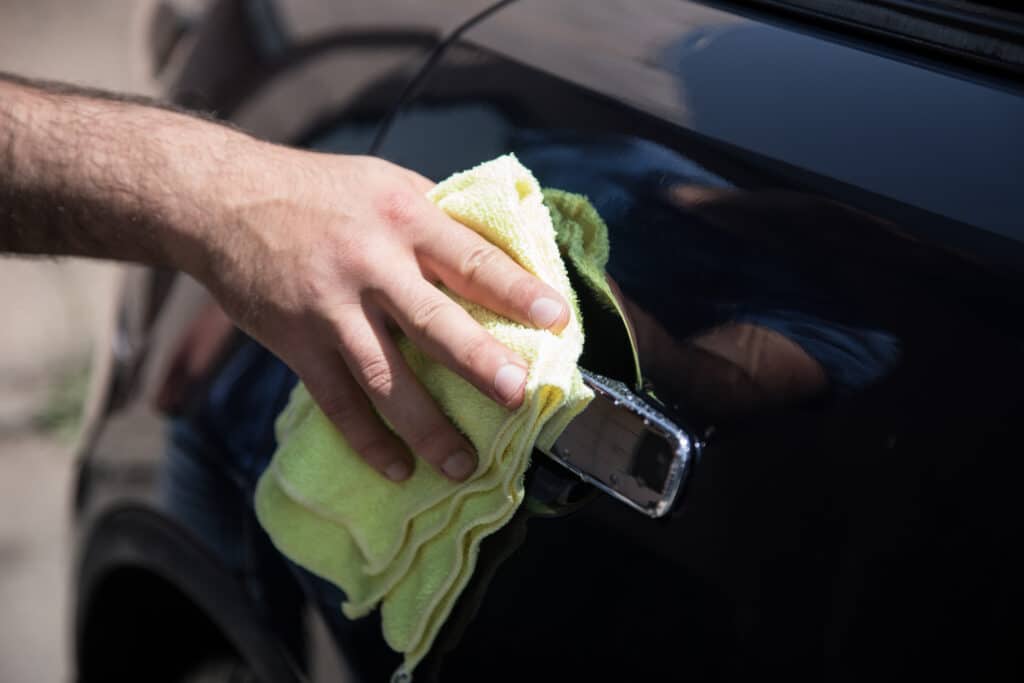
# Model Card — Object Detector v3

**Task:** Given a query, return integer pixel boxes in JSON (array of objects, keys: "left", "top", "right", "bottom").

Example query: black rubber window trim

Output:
[{"left": 718, "top": 0, "right": 1024, "bottom": 77}]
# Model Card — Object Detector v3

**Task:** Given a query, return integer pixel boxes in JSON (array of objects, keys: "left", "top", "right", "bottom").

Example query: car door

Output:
[
  {"left": 73, "top": 2, "right": 520, "bottom": 681},
  {"left": 369, "top": 1, "right": 1024, "bottom": 680}
]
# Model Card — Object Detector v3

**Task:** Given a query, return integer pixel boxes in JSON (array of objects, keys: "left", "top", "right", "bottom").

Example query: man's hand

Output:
[
  {"left": 0, "top": 75, "right": 568, "bottom": 483},
  {"left": 201, "top": 150, "right": 569, "bottom": 482}
]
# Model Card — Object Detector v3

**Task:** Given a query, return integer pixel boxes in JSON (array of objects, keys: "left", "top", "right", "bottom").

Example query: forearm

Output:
[
  {"left": 0, "top": 74, "right": 577, "bottom": 484},
  {"left": 0, "top": 74, "right": 252, "bottom": 277}
]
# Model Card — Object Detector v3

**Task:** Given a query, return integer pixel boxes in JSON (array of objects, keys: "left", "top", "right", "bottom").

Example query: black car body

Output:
[{"left": 74, "top": 1, "right": 1024, "bottom": 681}]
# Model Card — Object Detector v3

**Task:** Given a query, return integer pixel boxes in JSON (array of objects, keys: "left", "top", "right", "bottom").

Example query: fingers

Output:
[
  {"left": 333, "top": 309, "right": 478, "bottom": 481},
  {"left": 416, "top": 213, "right": 570, "bottom": 334},
  {"left": 298, "top": 350, "right": 414, "bottom": 483},
  {"left": 380, "top": 280, "right": 530, "bottom": 410}
]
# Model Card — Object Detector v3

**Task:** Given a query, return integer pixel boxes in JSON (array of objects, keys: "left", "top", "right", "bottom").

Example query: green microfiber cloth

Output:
[{"left": 254, "top": 155, "right": 628, "bottom": 680}]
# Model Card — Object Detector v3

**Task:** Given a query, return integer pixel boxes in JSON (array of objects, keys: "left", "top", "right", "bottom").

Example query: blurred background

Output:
[{"left": 0, "top": 2, "right": 156, "bottom": 680}]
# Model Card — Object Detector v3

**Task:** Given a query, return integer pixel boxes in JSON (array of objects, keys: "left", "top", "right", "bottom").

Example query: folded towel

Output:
[
  {"left": 543, "top": 187, "right": 641, "bottom": 387},
  {"left": 254, "top": 154, "right": 620, "bottom": 680}
]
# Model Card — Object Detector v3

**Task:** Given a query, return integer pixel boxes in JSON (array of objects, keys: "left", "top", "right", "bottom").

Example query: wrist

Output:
[
  {"left": 177, "top": 129, "right": 317, "bottom": 322},
  {"left": 154, "top": 117, "right": 263, "bottom": 283}
]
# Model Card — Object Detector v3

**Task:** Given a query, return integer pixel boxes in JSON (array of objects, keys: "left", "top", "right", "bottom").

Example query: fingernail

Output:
[
  {"left": 441, "top": 450, "right": 476, "bottom": 480},
  {"left": 385, "top": 461, "right": 412, "bottom": 482},
  {"left": 494, "top": 363, "right": 527, "bottom": 403},
  {"left": 529, "top": 297, "right": 563, "bottom": 329}
]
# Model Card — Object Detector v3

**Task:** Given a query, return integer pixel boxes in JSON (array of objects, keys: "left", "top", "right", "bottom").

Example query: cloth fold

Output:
[{"left": 254, "top": 154, "right": 612, "bottom": 679}]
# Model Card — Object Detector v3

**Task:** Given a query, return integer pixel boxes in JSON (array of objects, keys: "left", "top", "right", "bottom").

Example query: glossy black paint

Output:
[
  {"left": 373, "top": 2, "right": 1024, "bottom": 680},
  {"left": 74, "top": 0, "right": 1024, "bottom": 681}
]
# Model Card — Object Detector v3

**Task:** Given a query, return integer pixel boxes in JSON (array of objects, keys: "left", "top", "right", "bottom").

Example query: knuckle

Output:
[
  {"left": 375, "top": 189, "right": 418, "bottom": 228},
  {"left": 298, "top": 273, "right": 323, "bottom": 301},
  {"left": 341, "top": 246, "right": 376, "bottom": 280},
  {"left": 459, "top": 243, "right": 502, "bottom": 284},
  {"left": 349, "top": 433, "right": 399, "bottom": 468},
  {"left": 357, "top": 355, "right": 395, "bottom": 397},
  {"left": 507, "top": 274, "right": 543, "bottom": 309},
  {"left": 409, "top": 295, "right": 448, "bottom": 334},
  {"left": 297, "top": 255, "right": 338, "bottom": 304},
  {"left": 405, "top": 421, "right": 453, "bottom": 462},
  {"left": 459, "top": 332, "right": 494, "bottom": 375},
  {"left": 315, "top": 391, "right": 360, "bottom": 426}
]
